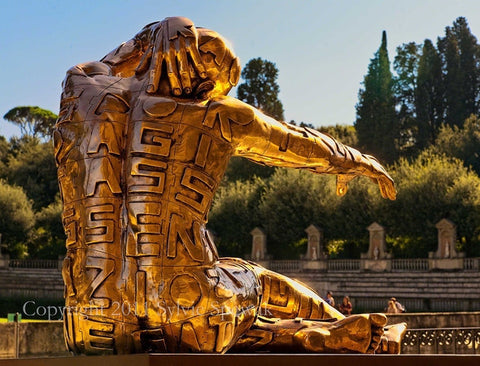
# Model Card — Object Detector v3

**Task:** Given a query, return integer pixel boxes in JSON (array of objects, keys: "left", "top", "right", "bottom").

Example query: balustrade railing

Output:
[
  {"left": 327, "top": 259, "right": 361, "bottom": 271},
  {"left": 264, "top": 258, "right": 480, "bottom": 273},
  {"left": 8, "top": 259, "right": 59, "bottom": 269},
  {"left": 268, "top": 260, "right": 302, "bottom": 272},
  {"left": 464, "top": 258, "right": 480, "bottom": 271},
  {"left": 392, "top": 258, "right": 429, "bottom": 271},
  {"left": 4, "top": 257, "right": 480, "bottom": 273},
  {"left": 402, "top": 327, "right": 480, "bottom": 354}
]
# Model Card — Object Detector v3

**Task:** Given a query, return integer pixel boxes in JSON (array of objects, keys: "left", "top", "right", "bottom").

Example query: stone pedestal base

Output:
[
  {"left": 362, "top": 259, "right": 391, "bottom": 272},
  {"left": 0, "top": 354, "right": 479, "bottom": 366},
  {"left": 302, "top": 260, "right": 327, "bottom": 271},
  {"left": 430, "top": 258, "right": 464, "bottom": 270}
]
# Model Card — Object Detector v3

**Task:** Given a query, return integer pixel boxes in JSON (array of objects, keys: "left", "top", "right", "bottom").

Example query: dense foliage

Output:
[
  {"left": 0, "top": 111, "right": 61, "bottom": 259},
  {"left": 210, "top": 152, "right": 480, "bottom": 259}
]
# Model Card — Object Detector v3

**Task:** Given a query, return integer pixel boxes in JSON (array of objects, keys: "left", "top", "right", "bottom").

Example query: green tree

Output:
[
  {"left": 438, "top": 17, "right": 480, "bottom": 128},
  {"left": 237, "top": 57, "right": 285, "bottom": 120},
  {"left": 0, "top": 136, "right": 9, "bottom": 172},
  {"left": 208, "top": 178, "right": 265, "bottom": 257},
  {"left": 433, "top": 114, "right": 480, "bottom": 175},
  {"left": 27, "top": 197, "right": 66, "bottom": 259},
  {"left": 317, "top": 125, "right": 358, "bottom": 147},
  {"left": 223, "top": 157, "right": 275, "bottom": 182},
  {"left": 0, "top": 181, "right": 35, "bottom": 258},
  {"left": 415, "top": 39, "right": 445, "bottom": 150},
  {"left": 383, "top": 151, "right": 480, "bottom": 257},
  {"left": 4, "top": 138, "right": 58, "bottom": 210},
  {"left": 393, "top": 42, "right": 420, "bottom": 156},
  {"left": 3, "top": 106, "right": 57, "bottom": 140},
  {"left": 258, "top": 169, "right": 339, "bottom": 259},
  {"left": 355, "top": 31, "right": 398, "bottom": 164}
]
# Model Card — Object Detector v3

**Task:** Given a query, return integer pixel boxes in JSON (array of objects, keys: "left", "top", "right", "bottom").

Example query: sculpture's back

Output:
[{"left": 55, "top": 26, "right": 262, "bottom": 353}]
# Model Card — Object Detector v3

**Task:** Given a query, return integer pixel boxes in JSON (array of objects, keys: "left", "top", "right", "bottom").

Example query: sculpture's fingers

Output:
[
  {"left": 379, "top": 176, "right": 396, "bottom": 200},
  {"left": 135, "top": 45, "right": 153, "bottom": 75},
  {"left": 186, "top": 38, "right": 207, "bottom": 79},
  {"left": 376, "top": 179, "right": 388, "bottom": 199},
  {"left": 336, "top": 180, "right": 348, "bottom": 197},
  {"left": 166, "top": 43, "right": 182, "bottom": 96},
  {"left": 336, "top": 174, "right": 356, "bottom": 197},
  {"left": 177, "top": 37, "right": 192, "bottom": 94},
  {"left": 146, "top": 30, "right": 165, "bottom": 94}
]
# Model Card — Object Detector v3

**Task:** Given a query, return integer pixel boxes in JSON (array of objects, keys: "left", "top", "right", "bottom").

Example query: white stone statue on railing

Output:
[
  {"left": 430, "top": 219, "right": 464, "bottom": 259},
  {"left": 251, "top": 227, "right": 267, "bottom": 261},
  {"left": 361, "top": 222, "right": 392, "bottom": 260},
  {"left": 305, "top": 224, "right": 326, "bottom": 261}
]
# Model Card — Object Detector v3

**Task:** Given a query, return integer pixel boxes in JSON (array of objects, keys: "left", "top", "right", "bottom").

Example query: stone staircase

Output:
[
  {"left": 283, "top": 271, "right": 480, "bottom": 312},
  {"left": 0, "top": 268, "right": 63, "bottom": 299},
  {"left": 0, "top": 266, "right": 479, "bottom": 312}
]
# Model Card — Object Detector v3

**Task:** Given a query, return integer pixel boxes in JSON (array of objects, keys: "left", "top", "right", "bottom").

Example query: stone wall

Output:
[
  {"left": 286, "top": 271, "right": 480, "bottom": 313},
  {"left": 0, "top": 321, "right": 69, "bottom": 359},
  {"left": 386, "top": 312, "right": 480, "bottom": 329}
]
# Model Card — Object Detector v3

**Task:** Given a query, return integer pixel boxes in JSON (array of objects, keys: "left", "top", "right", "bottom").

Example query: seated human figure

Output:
[{"left": 55, "top": 16, "right": 405, "bottom": 355}]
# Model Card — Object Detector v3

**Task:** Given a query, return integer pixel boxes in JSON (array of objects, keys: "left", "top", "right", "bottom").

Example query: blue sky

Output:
[{"left": 2, "top": 0, "right": 480, "bottom": 138}]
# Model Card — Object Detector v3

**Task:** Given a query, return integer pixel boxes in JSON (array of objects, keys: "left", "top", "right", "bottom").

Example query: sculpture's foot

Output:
[
  {"left": 377, "top": 323, "right": 407, "bottom": 354},
  {"left": 295, "top": 313, "right": 387, "bottom": 353}
]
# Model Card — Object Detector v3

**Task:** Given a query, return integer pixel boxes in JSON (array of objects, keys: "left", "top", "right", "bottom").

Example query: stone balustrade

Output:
[
  {"left": 248, "top": 218, "right": 475, "bottom": 272},
  {"left": 402, "top": 327, "right": 480, "bottom": 354},
  {"left": 264, "top": 257, "right": 480, "bottom": 273}
]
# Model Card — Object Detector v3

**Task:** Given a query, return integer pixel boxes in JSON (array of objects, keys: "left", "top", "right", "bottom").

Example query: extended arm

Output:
[{"left": 205, "top": 97, "right": 395, "bottom": 200}]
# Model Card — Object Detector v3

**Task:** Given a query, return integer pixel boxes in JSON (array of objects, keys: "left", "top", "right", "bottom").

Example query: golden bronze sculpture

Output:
[{"left": 55, "top": 17, "right": 405, "bottom": 355}]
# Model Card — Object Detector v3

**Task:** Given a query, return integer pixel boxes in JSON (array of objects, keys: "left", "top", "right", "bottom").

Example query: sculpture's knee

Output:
[{"left": 159, "top": 260, "right": 261, "bottom": 352}]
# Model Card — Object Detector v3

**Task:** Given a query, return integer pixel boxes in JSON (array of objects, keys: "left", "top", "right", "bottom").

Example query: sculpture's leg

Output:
[
  {"left": 154, "top": 258, "right": 262, "bottom": 353},
  {"left": 231, "top": 263, "right": 404, "bottom": 354},
  {"left": 295, "top": 314, "right": 386, "bottom": 353},
  {"left": 251, "top": 264, "right": 345, "bottom": 321},
  {"left": 232, "top": 314, "right": 387, "bottom": 353}
]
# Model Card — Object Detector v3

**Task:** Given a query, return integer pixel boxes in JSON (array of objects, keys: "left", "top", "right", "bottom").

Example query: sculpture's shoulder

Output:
[
  {"left": 66, "top": 61, "right": 113, "bottom": 78},
  {"left": 61, "top": 61, "right": 125, "bottom": 95},
  {"left": 205, "top": 96, "right": 255, "bottom": 125},
  {"left": 208, "top": 95, "right": 251, "bottom": 110},
  {"left": 58, "top": 61, "right": 129, "bottom": 126}
]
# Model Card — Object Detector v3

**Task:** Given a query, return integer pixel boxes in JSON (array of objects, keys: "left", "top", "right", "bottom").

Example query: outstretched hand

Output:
[
  {"left": 372, "top": 173, "right": 396, "bottom": 200},
  {"left": 135, "top": 16, "right": 207, "bottom": 95},
  {"left": 335, "top": 156, "right": 396, "bottom": 201},
  {"left": 367, "top": 156, "right": 396, "bottom": 200}
]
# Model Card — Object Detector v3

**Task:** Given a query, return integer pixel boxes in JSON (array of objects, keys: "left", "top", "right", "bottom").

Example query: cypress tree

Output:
[
  {"left": 438, "top": 17, "right": 480, "bottom": 127},
  {"left": 416, "top": 39, "right": 444, "bottom": 150},
  {"left": 393, "top": 42, "right": 420, "bottom": 157},
  {"left": 355, "top": 31, "right": 398, "bottom": 164}
]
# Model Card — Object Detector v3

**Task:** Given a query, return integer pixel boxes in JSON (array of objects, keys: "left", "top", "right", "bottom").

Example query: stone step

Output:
[
  {"left": 334, "top": 280, "right": 480, "bottom": 288},
  {"left": 337, "top": 289, "right": 478, "bottom": 298},
  {"left": 297, "top": 272, "right": 480, "bottom": 279}
]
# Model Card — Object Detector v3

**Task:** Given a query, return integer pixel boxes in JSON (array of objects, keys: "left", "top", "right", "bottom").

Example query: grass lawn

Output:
[{"left": 0, "top": 318, "right": 47, "bottom": 323}]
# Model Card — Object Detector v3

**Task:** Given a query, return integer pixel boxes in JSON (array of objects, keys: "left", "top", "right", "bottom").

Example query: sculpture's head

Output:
[{"left": 195, "top": 28, "right": 240, "bottom": 98}]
